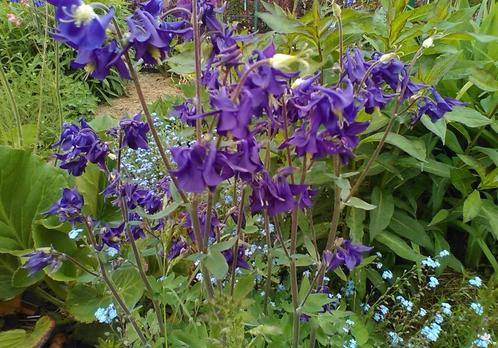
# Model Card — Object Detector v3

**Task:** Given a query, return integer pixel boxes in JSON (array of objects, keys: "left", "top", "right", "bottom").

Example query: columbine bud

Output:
[
  {"left": 379, "top": 52, "right": 397, "bottom": 63},
  {"left": 291, "top": 78, "right": 305, "bottom": 89},
  {"left": 332, "top": 3, "right": 341, "bottom": 17},
  {"left": 422, "top": 37, "right": 434, "bottom": 48},
  {"left": 269, "top": 54, "right": 298, "bottom": 70}
]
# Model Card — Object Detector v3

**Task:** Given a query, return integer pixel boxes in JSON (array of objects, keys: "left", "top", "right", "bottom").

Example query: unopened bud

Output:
[
  {"left": 269, "top": 54, "right": 298, "bottom": 70},
  {"left": 332, "top": 3, "right": 341, "bottom": 17},
  {"left": 422, "top": 37, "right": 434, "bottom": 48},
  {"left": 379, "top": 52, "right": 397, "bottom": 63}
]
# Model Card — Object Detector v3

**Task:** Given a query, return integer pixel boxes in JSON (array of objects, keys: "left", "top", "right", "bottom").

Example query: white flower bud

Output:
[
  {"left": 379, "top": 52, "right": 397, "bottom": 63},
  {"left": 269, "top": 54, "right": 298, "bottom": 70},
  {"left": 332, "top": 3, "right": 341, "bottom": 17},
  {"left": 422, "top": 37, "right": 434, "bottom": 48}
]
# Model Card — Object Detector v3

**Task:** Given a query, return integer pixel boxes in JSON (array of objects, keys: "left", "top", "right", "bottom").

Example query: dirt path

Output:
[{"left": 97, "top": 72, "right": 180, "bottom": 117}]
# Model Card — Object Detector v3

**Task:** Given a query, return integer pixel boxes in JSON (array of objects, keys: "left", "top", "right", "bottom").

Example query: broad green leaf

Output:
[
  {"left": 468, "top": 68, "right": 498, "bottom": 92},
  {"left": 66, "top": 267, "right": 144, "bottom": 323},
  {"left": 428, "top": 209, "right": 449, "bottom": 226},
  {"left": 233, "top": 274, "right": 255, "bottom": 301},
  {"left": 421, "top": 115, "right": 446, "bottom": 144},
  {"left": 457, "top": 154, "right": 486, "bottom": 178},
  {"left": 12, "top": 267, "right": 44, "bottom": 288},
  {"left": 389, "top": 212, "right": 433, "bottom": 250},
  {"left": 475, "top": 147, "right": 498, "bottom": 167},
  {"left": 256, "top": 12, "right": 300, "bottom": 33},
  {"left": 375, "top": 232, "right": 423, "bottom": 262},
  {"left": 203, "top": 250, "right": 228, "bottom": 280},
  {"left": 209, "top": 237, "right": 237, "bottom": 253},
  {"left": 445, "top": 107, "right": 493, "bottom": 128},
  {"left": 0, "top": 316, "right": 55, "bottom": 348},
  {"left": 88, "top": 115, "right": 118, "bottom": 132},
  {"left": 0, "top": 147, "right": 67, "bottom": 254},
  {"left": 369, "top": 187, "right": 394, "bottom": 241},
  {"left": 463, "top": 190, "right": 482, "bottom": 223},
  {"left": 351, "top": 319, "right": 369, "bottom": 345},
  {"left": 137, "top": 202, "right": 180, "bottom": 220},
  {"left": 362, "top": 132, "right": 426, "bottom": 161},
  {"left": 347, "top": 207, "right": 365, "bottom": 243},
  {"left": 344, "top": 197, "right": 377, "bottom": 210},
  {"left": 480, "top": 200, "right": 498, "bottom": 239},
  {"left": 442, "top": 32, "right": 498, "bottom": 43},
  {"left": 0, "top": 254, "right": 23, "bottom": 300},
  {"left": 302, "top": 293, "right": 332, "bottom": 314}
]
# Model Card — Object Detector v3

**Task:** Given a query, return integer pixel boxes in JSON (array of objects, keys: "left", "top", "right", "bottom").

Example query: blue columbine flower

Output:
[
  {"left": 44, "top": 188, "right": 84, "bottom": 224},
  {"left": 95, "top": 303, "right": 118, "bottom": 323},
  {"left": 470, "top": 302, "right": 484, "bottom": 316},
  {"left": 120, "top": 113, "right": 150, "bottom": 150},
  {"left": 23, "top": 250, "right": 62, "bottom": 276},
  {"left": 323, "top": 239, "right": 372, "bottom": 272},
  {"left": 469, "top": 276, "right": 482, "bottom": 288},
  {"left": 428, "top": 276, "right": 439, "bottom": 288}
]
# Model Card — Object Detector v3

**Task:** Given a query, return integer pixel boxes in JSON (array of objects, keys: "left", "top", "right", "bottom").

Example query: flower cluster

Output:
[
  {"left": 22, "top": 250, "right": 62, "bottom": 276},
  {"left": 94, "top": 303, "right": 118, "bottom": 324}
]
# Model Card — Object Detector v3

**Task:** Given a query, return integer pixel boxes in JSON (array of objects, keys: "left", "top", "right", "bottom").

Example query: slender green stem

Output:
[
  {"left": 33, "top": 287, "right": 65, "bottom": 308},
  {"left": 63, "top": 253, "right": 101, "bottom": 278},
  {"left": 54, "top": 42, "right": 63, "bottom": 141},
  {"left": 263, "top": 210, "right": 273, "bottom": 315},
  {"left": 0, "top": 66, "right": 23, "bottom": 147},
  {"left": 82, "top": 218, "right": 147, "bottom": 345},
  {"left": 35, "top": 5, "right": 49, "bottom": 153},
  {"left": 229, "top": 186, "right": 246, "bottom": 296}
]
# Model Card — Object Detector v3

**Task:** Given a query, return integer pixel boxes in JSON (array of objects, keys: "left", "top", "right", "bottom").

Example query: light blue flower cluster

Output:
[
  {"left": 470, "top": 302, "right": 484, "bottom": 316},
  {"left": 473, "top": 333, "right": 493, "bottom": 347},
  {"left": 361, "top": 303, "right": 370, "bottom": 313},
  {"left": 420, "top": 322, "right": 442, "bottom": 342},
  {"left": 418, "top": 308, "right": 427, "bottom": 317},
  {"left": 344, "top": 280, "right": 355, "bottom": 297},
  {"left": 427, "top": 276, "right": 439, "bottom": 288},
  {"left": 342, "top": 319, "right": 355, "bottom": 333},
  {"left": 396, "top": 295, "right": 413, "bottom": 312},
  {"left": 387, "top": 331, "right": 404, "bottom": 346},
  {"left": 469, "top": 276, "right": 482, "bottom": 288},
  {"left": 440, "top": 302, "right": 452, "bottom": 316},
  {"left": 382, "top": 270, "right": 393, "bottom": 280},
  {"left": 422, "top": 257, "right": 440, "bottom": 269},
  {"left": 68, "top": 228, "right": 83, "bottom": 239},
  {"left": 95, "top": 303, "right": 118, "bottom": 324},
  {"left": 373, "top": 304, "right": 389, "bottom": 322},
  {"left": 438, "top": 249, "right": 450, "bottom": 257},
  {"left": 342, "top": 338, "right": 357, "bottom": 348}
]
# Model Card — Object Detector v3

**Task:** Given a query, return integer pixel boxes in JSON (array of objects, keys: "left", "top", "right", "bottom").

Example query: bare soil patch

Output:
[{"left": 96, "top": 72, "right": 180, "bottom": 117}]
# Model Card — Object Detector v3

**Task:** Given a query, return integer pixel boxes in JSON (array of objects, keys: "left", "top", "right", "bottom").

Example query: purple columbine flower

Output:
[
  {"left": 167, "top": 237, "right": 188, "bottom": 260},
  {"left": 23, "top": 250, "right": 62, "bottom": 276},
  {"left": 323, "top": 239, "right": 372, "bottom": 271},
  {"left": 100, "top": 223, "right": 125, "bottom": 250},
  {"left": 413, "top": 87, "right": 465, "bottom": 124},
  {"left": 71, "top": 40, "right": 130, "bottom": 80},
  {"left": 170, "top": 142, "right": 234, "bottom": 192},
  {"left": 139, "top": 0, "right": 163, "bottom": 17},
  {"left": 225, "top": 136, "right": 263, "bottom": 180},
  {"left": 222, "top": 244, "right": 250, "bottom": 269},
  {"left": 250, "top": 173, "right": 296, "bottom": 216},
  {"left": 44, "top": 188, "right": 84, "bottom": 224},
  {"left": 48, "top": 0, "right": 115, "bottom": 50},
  {"left": 184, "top": 209, "right": 221, "bottom": 244},
  {"left": 120, "top": 113, "right": 150, "bottom": 150}
]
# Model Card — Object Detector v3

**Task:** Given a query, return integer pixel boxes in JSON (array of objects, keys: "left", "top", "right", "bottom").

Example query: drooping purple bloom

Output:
[
  {"left": 48, "top": 0, "right": 115, "bottom": 50},
  {"left": 71, "top": 40, "right": 130, "bottom": 80},
  {"left": 250, "top": 173, "right": 296, "bottom": 216},
  {"left": 171, "top": 99, "right": 198, "bottom": 126},
  {"left": 117, "top": 182, "right": 163, "bottom": 213},
  {"left": 43, "top": 188, "right": 84, "bottom": 223},
  {"left": 225, "top": 136, "right": 263, "bottom": 180},
  {"left": 413, "top": 87, "right": 465, "bottom": 124},
  {"left": 170, "top": 142, "right": 234, "bottom": 192},
  {"left": 323, "top": 239, "right": 372, "bottom": 271},
  {"left": 23, "top": 250, "right": 62, "bottom": 276},
  {"left": 100, "top": 223, "right": 125, "bottom": 250},
  {"left": 177, "top": 0, "right": 222, "bottom": 32},
  {"left": 184, "top": 209, "right": 220, "bottom": 244},
  {"left": 139, "top": 0, "right": 163, "bottom": 17},
  {"left": 222, "top": 244, "right": 250, "bottom": 269},
  {"left": 120, "top": 113, "right": 150, "bottom": 150},
  {"left": 167, "top": 237, "right": 188, "bottom": 260}
]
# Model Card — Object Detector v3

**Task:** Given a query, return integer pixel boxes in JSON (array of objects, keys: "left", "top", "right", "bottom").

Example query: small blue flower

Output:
[
  {"left": 342, "top": 319, "right": 355, "bottom": 333},
  {"left": 422, "top": 257, "right": 440, "bottom": 269},
  {"left": 303, "top": 270, "right": 311, "bottom": 278},
  {"left": 428, "top": 276, "right": 439, "bottom": 288},
  {"left": 68, "top": 228, "right": 83, "bottom": 240},
  {"left": 344, "top": 280, "right": 355, "bottom": 297},
  {"left": 438, "top": 250, "right": 450, "bottom": 257},
  {"left": 418, "top": 308, "right": 427, "bottom": 317},
  {"left": 469, "top": 276, "right": 482, "bottom": 288},
  {"left": 361, "top": 303, "right": 370, "bottom": 313},
  {"left": 342, "top": 338, "right": 357, "bottom": 348},
  {"left": 95, "top": 304, "right": 118, "bottom": 324},
  {"left": 421, "top": 322, "right": 441, "bottom": 342},
  {"left": 387, "top": 331, "right": 404, "bottom": 346},
  {"left": 106, "top": 247, "right": 119, "bottom": 257},
  {"left": 470, "top": 302, "right": 484, "bottom": 316},
  {"left": 373, "top": 304, "right": 389, "bottom": 321},
  {"left": 441, "top": 302, "right": 452, "bottom": 316},
  {"left": 473, "top": 333, "right": 493, "bottom": 348},
  {"left": 382, "top": 270, "right": 393, "bottom": 280},
  {"left": 434, "top": 314, "right": 444, "bottom": 324},
  {"left": 396, "top": 295, "right": 413, "bottom": 312},
  {"left": 276, "top": 284, "right": 285, "bottom": 292}
]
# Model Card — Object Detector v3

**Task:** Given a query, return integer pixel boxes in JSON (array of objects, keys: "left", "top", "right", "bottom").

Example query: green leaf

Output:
[
  {"left": 11, "top": 267, "right": 44, "bottom": 288},
  {"left": 468, "top": 68, "right": 498, "bottom": 92},
  {"left": 0, "top": 316, "right": 55, "bottom": 348},
  {"left": 421, "top": 115, "right": 446, "bottom": 144},
  {"left": 362, "top": 132, "right": 426, "bottom": 161},
  {"left": 66, "top": 267, "right": 144, "bottom": 323},
  {"left": 209, "top": 237, "right": 237, "bottom": 253},
  {"left": 375, "top": 232, "right": 423, "bottom": 262},
  {"left": 463, "top": 190, "right": 482, "bottom": 223},
  {"left": 302, "top": 293, "right": 332, "bottom": 313},
  {"left": 88, "top": 115, "right": 118, "bottom": 132},
  {"left": 0, "top": 254, "right": 23, "bottom": 300},
  {"left": 428, "top": 209, "right": 449, "bottom": 226},
  {"left": 389, "top": 212, "right": 433, "bottom": 250},
  {"left": 233, "top": 274, "right": 255, "bottom": 301},
  {"left": 256, "top": 11, "right": 300, "bottom": 33},
  {"left": 480, "top": 200, "right": 498, "bottom": 239},
  {"left": 347, "top": 207, "right": 365, "bottom": 243},
  {"left": 369, "top": 187, "right": 394, "bottom": 241},
  {"left": 445, "top": 107, "right": 493, "bottom": 128},
  {"left": 137, "top": 202, "right": 180, "bottom": 220},
  {"left": 344, "top": 197, "right": 377, "bottom": 210},
  {"left": 203, "top": 251, "right": 228, "bottom": 280},
  {"left": 0, "top": 147, "right": 67, "bottom": 254}
]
